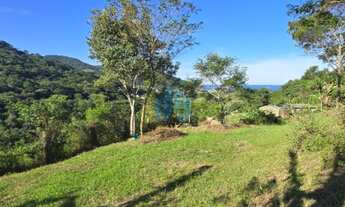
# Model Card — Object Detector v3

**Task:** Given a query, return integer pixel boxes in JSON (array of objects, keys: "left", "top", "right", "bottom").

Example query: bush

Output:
[
  {"left": 192, "top": 97, "right": 221, "bottom": 122},
  {"left": 0, "top": 143, "right": 42, "bottom": 175},
  {"left": 292, "top": 110, "right": 345, "bottom": 168},
  {"left": 241, "top": 108, "right": 281, "bottom": 125}
]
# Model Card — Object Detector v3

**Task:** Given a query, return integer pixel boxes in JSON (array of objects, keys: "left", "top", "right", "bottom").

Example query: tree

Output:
[
  {"left": 288, "top": 0, "right": 345, "bottom": 105},
  {"left": 16, "top": 95, "right": 70, "bottom": 164},
  {"left": 194, "top": 53, "right": 247, "bottom": 124},
  {"left": 88, "top": 6, "right": 148, "bottom": 137},
  {"left": 179, "top": 78, "right": 203, "bottom": 99},
  {"left": 306, "top": 67, "right": 336, "bottom": 110},
  {"left": 88, "top": 0, "right": 201, "bottom": 137},
  {"left": 255, "top": 89, "right": 272, "bottom": 106}
]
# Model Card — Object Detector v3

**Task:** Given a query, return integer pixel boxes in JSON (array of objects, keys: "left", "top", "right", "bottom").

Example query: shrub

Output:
[
  {"left": 292, "top": 110, "right": 345, "bottom": 168},
  {"left": 241, "top": 108, "right": 281, "bottom": 125},
  {"left": 0, "top": 143, "right": 42, "bottom": 175},
  {"left": 192, "top": 97, "right": 220, "bottom": 122}
]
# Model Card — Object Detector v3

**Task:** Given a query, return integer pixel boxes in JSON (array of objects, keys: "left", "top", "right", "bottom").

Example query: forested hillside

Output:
[
  {"left": 0, "top": 41, "right": 99, "bottom": 102},
  {"left": 44, "top": 55, "right": 100, "bottom": 72},
  {"left": 0, "top": 41, "right": 128, "bottom": 175}
]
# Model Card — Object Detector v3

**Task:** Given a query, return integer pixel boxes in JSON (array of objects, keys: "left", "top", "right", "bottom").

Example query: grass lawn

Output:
[{"left": 0, "top": 124, "right": 308, "bottom": 206}]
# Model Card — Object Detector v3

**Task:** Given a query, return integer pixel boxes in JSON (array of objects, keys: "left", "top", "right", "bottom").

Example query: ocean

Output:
[{"left": 203, "top": 84, "right": 282, "bottom": 92}]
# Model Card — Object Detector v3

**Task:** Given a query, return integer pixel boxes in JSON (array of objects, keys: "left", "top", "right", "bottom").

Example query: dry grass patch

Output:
[{"left": 140, "top": 127, "right": 186, "bottom": 144}]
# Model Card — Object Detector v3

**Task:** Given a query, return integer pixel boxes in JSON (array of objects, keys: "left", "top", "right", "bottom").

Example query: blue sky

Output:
[{"left": 0, "top": 0, "right": 323, "bottom": 84}]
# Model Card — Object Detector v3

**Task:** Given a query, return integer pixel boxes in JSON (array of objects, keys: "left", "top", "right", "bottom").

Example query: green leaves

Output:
[
  {"left": 194, "top": 53, "right": 247, "bottom": 123},
  {"left": 194, "top": 53, "right": 247, "bottom": 90},
  {"left": 16, "top": 95, "right": 70, "bottom": 130}
]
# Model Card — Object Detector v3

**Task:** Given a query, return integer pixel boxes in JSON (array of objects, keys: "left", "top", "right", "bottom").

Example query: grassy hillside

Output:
[{"left": 1, "top": 123, "right": 337, "bottom": 207}]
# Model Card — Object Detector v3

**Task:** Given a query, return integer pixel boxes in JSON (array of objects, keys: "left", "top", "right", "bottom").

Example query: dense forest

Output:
[{"left": 0, "top": 41, "right": 129, "bottom": 174}]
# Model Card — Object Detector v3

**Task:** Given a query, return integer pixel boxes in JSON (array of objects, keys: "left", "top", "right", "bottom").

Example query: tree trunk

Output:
[
  {"left": 88, "top": 123, "right": 99, "bottom": 147},
  {"left": 336, "top": 71, "right": 342, "bottom": 108},
  {"left": 219, "top": 103, "right": 226, "bottom": 125},
  {"left": 320, "top": 98, "right": 323, "bottom": 112},
  {"left": 41, "top": 131, "right": 48, "bottom": 164},
  {"left": 140, "top": 97, "right": 147, "bottom": 137},
  {"left": 40, "top": 130, "right": 49, "bottom": 164},
  {"left": 128, "top": 98, "right": 136, "bottom": 138}
]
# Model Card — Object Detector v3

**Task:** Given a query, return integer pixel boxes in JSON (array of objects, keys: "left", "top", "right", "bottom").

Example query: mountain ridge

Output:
[{"left": 44, "top": 55, "right": 101, "bottom": 72}]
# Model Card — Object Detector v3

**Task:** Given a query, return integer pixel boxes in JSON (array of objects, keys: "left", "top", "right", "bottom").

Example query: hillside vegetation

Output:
[
  {"left": 44, "top": 55, "right": 100, "bottom": 72},
  {"left": 0, "top": 41, "right": 129, "bottom": 175}
]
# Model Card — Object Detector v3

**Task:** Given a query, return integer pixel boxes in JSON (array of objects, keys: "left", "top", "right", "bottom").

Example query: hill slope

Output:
[
  {"left": 0, "top": 40, "right": 99, "bottom": 102},
  {"left": 0, "top": 125, "right": 300, "bottom": 207},
  {"left": 45, "top": 55, "right": 100, "bottom": 72}
]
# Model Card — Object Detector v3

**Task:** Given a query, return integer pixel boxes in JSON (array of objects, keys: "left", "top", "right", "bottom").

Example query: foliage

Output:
[
  {"left": 88, "top": 0, "right": 201, "bottom": 136},
  {"left": 292, "top": 110, "right": 345, "bottom": 167},
  {"left": 178, "top": 78, "right": 203, "bottom": 99},
  {"left": 0, "top": 41, "right": 99, "bottom": 102},
  {"left": 288, "top": 0, "right": 345, "bottom": 102},
  {"left": 0, "top": 41, "right": 128, "bottom": 175},
  {"left": 272, "top": 66, "right": 337, "bottom": 108},
  {"left": 240, "top": 107, "right": 282, "bottom": 125},
  {"left": 192, "top": 97, "right": 221, "bottom": 121},
  {"left": 194, "top": 53, "right": 247, "bottom": 124}
]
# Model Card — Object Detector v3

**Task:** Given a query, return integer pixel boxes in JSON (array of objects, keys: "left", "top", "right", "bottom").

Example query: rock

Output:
[{"left": 259, "top": 105, "right": 289, "bottom": 118}]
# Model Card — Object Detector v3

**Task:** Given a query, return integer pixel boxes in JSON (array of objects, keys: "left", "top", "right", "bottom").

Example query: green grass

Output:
[{"left": 0, "top": 124, "right": 296, "bottom": 206}]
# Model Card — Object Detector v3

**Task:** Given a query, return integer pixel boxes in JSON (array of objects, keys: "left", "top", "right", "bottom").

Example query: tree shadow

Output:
[
  {"left": 282, "top": 151, "right": 345, "bottom": 207},
  {"left": 238, "top": 176, "right": 278, "bottom": 207},
  {"left": 15, "top": 192, "right": 77, "bottom": 207},
  {"left": 244, "top": 150, "right": 345, "bottom": 207},
  {"left": 118, "top": 165, "right": 212, "bottom": 207},
  {"left": 305, "top": 153, "right": 345, "bottom": 207},
  {"left": 283, "top": 150, "right": 305, "bottom": 207},
  {"left": 213, "top": 193, "right": 230, "bottom": 205}
]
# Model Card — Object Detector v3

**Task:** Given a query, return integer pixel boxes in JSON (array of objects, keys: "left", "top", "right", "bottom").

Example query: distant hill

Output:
[
  {"left": 0, "top": 40, "right": 99, "bottom": 102},
  {"left": 45, "top": 55, "right": 101, "bottom": 72}
]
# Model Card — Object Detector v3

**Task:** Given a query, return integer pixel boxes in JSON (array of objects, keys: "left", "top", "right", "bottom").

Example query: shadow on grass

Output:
[
  {"left": 241, "top": 150, "right": 345, "bottom": 207},
  {"left": 284, "top": 151, "right": 345, "bottom": 207},
  {"left": 305, "top": 153, "right": 345, "bottom": 207},
  {"left": 15, "top": 192, "right": 77, "bottom": 207},
  {"left": 237, "top": 176, "right": 279, "bottom": 207},
  {"left": 283, "top": 150, "right": 304, "bottom": 207},
  {"left": 118, "top": 165, "right": 212, "bottom": 207}
]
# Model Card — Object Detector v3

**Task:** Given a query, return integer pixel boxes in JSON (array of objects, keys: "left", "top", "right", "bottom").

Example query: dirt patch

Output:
[
  {"left": 140, "top": 127, "right": 186, "bottom": 144},
  {"left": 199, "top": 118, "right": 228, "bottom": 131},
  {"left": 194, "top": 117, "right": 241, "bottom": 132}
]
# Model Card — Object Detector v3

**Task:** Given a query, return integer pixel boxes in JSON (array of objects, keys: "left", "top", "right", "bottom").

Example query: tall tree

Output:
[
  {"left": 88, "top": 0, "right": 201, "bottom": 137},
  {"left": 288, "top": 0, "right": 345, "bottom": 105},
  {"left": 194, "top": 53, "right": 247, "bottom": 124},
  {"left": 88, "top": 6, "right": 148, "bottom": 137}
]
